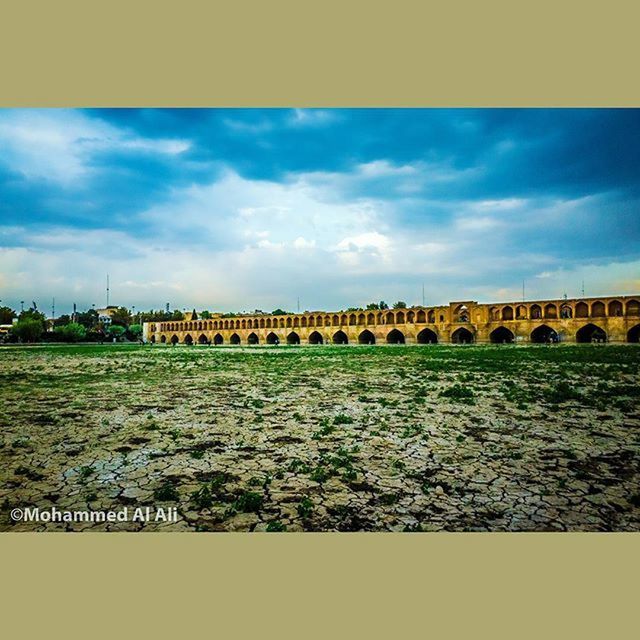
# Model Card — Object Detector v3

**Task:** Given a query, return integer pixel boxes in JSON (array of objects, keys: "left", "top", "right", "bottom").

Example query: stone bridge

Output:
[{"left": 144, "top": 295, "right": 640, "bottom": 345}]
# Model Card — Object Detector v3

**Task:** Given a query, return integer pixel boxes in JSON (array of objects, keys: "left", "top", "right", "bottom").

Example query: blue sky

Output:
[{"left": 0, "top": 108, "right": 639, "bottom": 315}]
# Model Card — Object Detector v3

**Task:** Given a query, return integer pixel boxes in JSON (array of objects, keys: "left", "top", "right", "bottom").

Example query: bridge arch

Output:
[
  {"left": 591, "top": 301, "right": 605, "bottom": 317},
  {"left": 451, "top": 327, "right": 474, "bottom": 344},
  {"left": 333, "top": 330, "right": 348, "bottom": 344},
  {"left": 359, "top": 329, "right": 375, "bottom": 344},
  {"left": 576, "top": 323, "right": 607, "bottom": 343},
  {"left": 627, "top": 324, "right": 640, "bottom": 343},
  {"left": 213, "top": 333, "right": 223, "bottom": 345},
  {"left": 387, "top": 329, "right": 405, "bottom": 344},
  {"left": 308, "top": 331, "right": 323, "bottom": 344},
  {"left": 530, "top": 304, "right": 542, "bottom": 319},
  {"left": 160, "top": 335, "right": 167, "bottom": 343},
  {"left": 417, "top": 310, "right": 426, "bottom": 323},
  {"left": 531, "top": 325, "right": 558, "bottom": 343},
  {"left": 230, "top": 333, "right": 241, "bottom": 345},
  {"left": 626, "top": 299, "right": 640, "bottom": 316},
  {"left": 171, "top": 335, "right": 179, "bottom": 345},
  {"left": 266, "top": 332, "right": 279, "bottom": 345},
  {"left": 502, "top": 306, "right": 514, "bottom": 321},
  {"left": 184, "top": 334, "right": 193, "bottom": 345},
  {"left": 287, "top": 331, "right": 300, "bottom": 345},
  {"left": 490, "top": 326, "right": 514, "bottom": 344},
  {"left": 198, "top": 334, "right": 208, "bottom": 345},
  {"left": 608, "top": 300, "right": 623, "bottom": 316},
  {"left": 417, "top": 328, "right": 438, "bottom": 344},
  {"left": 248, "top": 332, "right": 259, "bottom": 345}
]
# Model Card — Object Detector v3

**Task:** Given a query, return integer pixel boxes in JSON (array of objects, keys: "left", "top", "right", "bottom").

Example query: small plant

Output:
[
  {"left": 439, "top": 384, "right": 475, "bottom": 403},
  {"left": 78, "top": 465, "right": 94, "bottom": 480},
  {"left": 233, "top": 491, "right": 263, "bottom": 513},
  {"left": 266, "top": 520, "right": 287, "bottom": 532},
  {"left": 154, "top": 483, "right": 180, "bottom": 501},
  {"left": 191, "top": 484, "right": 213, "bottom": 509},
  {"left": 333, "top": 413, "right": 354, "bottom": 425},
  {"left": 297, "top": 496, "right": 314, "bottom": 519}
]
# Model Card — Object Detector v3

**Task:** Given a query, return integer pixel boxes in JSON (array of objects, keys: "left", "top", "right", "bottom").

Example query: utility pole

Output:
[
  {"left": 20, "top": 300, "right": 24, "bottom": 312},
  {"left": 52, "top": 297, "right": 55, "bottom": 321},
  {"left": 581, "top": 279, "right": 585, "bottom": 297},
  {"left": 106, "top": 274, "right": 110, "bottom": 307}
]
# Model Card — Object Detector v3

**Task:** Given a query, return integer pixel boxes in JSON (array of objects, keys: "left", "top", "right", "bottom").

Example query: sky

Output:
[{"left": 0, "top": 108, "right": 639, "bottom": 316}]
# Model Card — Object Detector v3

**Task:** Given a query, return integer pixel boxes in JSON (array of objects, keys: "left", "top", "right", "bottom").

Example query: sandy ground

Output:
[{"left": 1, "top": 343, "right": 639, "bottom": 532}]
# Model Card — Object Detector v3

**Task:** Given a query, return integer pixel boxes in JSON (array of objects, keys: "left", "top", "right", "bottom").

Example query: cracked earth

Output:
[{"left": 1, "top": 343, "right": 639, "bottom": 531}]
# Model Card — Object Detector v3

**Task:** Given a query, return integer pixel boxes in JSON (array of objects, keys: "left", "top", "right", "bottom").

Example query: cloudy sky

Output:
[{"left": 1, "top": 108, "right": 639, "bottom": 315}]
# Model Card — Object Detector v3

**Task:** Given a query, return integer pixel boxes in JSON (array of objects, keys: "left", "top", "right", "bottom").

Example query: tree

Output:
[
  {"left": 392, "top": 301, "right": 407, "bottom": 309},
  {"left": 366, "top": 303, "right": 380, "bottom": 310},
  {"left": 76, "top": 309, "right": 99, "bottom": 329},
  {"left": 200, "top": 310, "right": 211, "bottom": 319},
  {"left": 54, "top": 322, "right": 86, "bottom": 342},
  {"left": 18, "top": 308, "right": 47, "bottom": 329},
  {"left": 53, "top": 314, "right": 72, "bottom": 328},
  {"left": 128, "top": 324, "right": 143, "bottom": 339},
  {"left": 108, "top": 325, "right": 126, "bottom": 340},
  {"left": 109, "top": 307, "right": 132, "bottom": 327},
  {"left": 0, "top": 306, "right": 16, "bottom": 324},
  {"left": 378, "top": 301, "right": 389, "bottom": 310},
  {"left": 271, "top": 309, "right": 289, "bottom": 315},
  {"left": 11, "top": 318, "right": 44, "bottom": 343}
]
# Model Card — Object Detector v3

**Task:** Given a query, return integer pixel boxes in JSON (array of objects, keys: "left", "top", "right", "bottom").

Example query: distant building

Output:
[{"left": 96, "top": 306, "right": 119, "bottom": 326}]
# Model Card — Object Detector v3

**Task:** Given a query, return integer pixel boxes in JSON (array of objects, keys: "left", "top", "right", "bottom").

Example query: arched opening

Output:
[
  {"left": 396, "top": 312, "right": 405, "bottom": 324},
  {"left": 407, "top": 311, "right": 414, "bottom": 323},
  {"left": 590, "top": 301, "right": 605, "bottom": 317},
  {"left": 531, "top": 325, "right": 558, "bottom": 343},
  {"left": 279, "top": 318, "right": 285, "bottom": 328},
  {"left": 626, "top": 299, "right": 640, "bottom": 316},
  {"left": 213, "top": 333, "right": 223, "bottom": 345},
  {"left": 575, "top": 301, "right": 588, "bottom": 318},
  {"left": 349, "top": 314, "right": 356, "bottom": 326},
  {"left": 150, "top": 335, "right": 156, "bottom": 344},
  {"left": 417, "top": 328, "right": 438, "bottom": 344},
  {"left": 266, "top": 332, "right": 279, "bottom": 345},
  {"left": 333, "top": 330, "right": 348, "bottom": 344},
  {"left": 293, "top": 317, "right": 300, "bottom": 328},
  {"left": 502, "top": 306, "right": 514, "bottom": 321},
  {"left": 287, "top": 332, "right": 300, "bottom": 345},
  {"left": 241, "top": 320, "right": 246, "bottom": 329},
  {"left": 417, "top": 310, "right": 426, "bottom": 323},
  {"left": 451, "top": 328, "right": 474, "bottom": 344},
  {"left": 608, "top": 300, "right": 623, "bottom": 317},
  {"left": 427, "top": 310, "right": 435, "bottom": 323},
  {"left": 489, "top": 327, "right": 514, "bottom": 344},
  {"left": 198, "top": 334, "right": 208, "bottom": 345},
  {"left": 248, "top": 332, "right": 259, "bottom": 345},
  {"left": 530, "top": 304, "right": 542, "bottom": 319},
  {"left": 184, "top": 334, "right": 193, "bottom": 345},
  {"left": 560, "top": 304, "right": 573, "bottom": 319},
  {"left": 300, "top": 317, "right": 307, "bottom": 328},
  {"left": 160, "top": 335, "right": 167, "bottom": 343},
  {"left": 544, "top": 304, "right": 557, "bottom": 319},
  {"left": 627, "top": 324, "right": 640, "bottom": 343},
  {"left": 230, "top": 333, "right": 241, "bottom": 345},
  {"left": 386, "top": 329, "right": 405, "bottom": 344},
  {"left": 576, "top": 323, "right": 607, "bottom": 343},
  {"left": 489, "top": 306, "right": 500, "bottom": 321},
  {"left": 358, "top": 329, "right": 375, "bottom": 345},
  {"left": 454, "top": 305, "right": 469, "bottom": 323},
  {"left": 357, "top": 313, "right": 365, "bottom": 325},
  {"left": 332, "top": 315, "right": 339, "bottom": 326},
  {"left": 516, "top": 305, "right": 527, "bottom": 319},
  {"left": 385, "top": 312, "right": 395, "bottom": 325},
  {"left": 259, "top": 318, "right": 265, "bottom": 328},
  {"left": 307, "top": 317, "right": 314, "bottom": 327},
  {"left": 171, "top": 335, "right": 179, "bottom": 345},
  {"left": 308, "top": 331, "right": 323, "bottom": 344},
  {"left": 367, "top": 312, "right": 375, "bottom": 325},
  {"left": 340, "top": 314, "right": 347, "bottom": 325}
]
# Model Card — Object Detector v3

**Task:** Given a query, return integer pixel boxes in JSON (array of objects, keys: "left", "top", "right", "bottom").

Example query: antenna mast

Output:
[{"left": 106, "top": 274, "right": 110, "bottom": 307}]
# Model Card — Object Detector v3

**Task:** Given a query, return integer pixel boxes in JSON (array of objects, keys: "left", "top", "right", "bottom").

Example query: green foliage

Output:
[
  {"left": 0, "top": 305, "right": 16, "bottom": 324},
  {"left": 109, "top": 306, "right": 132, "bottom": 327},
  {"left": 11, "top": 318, "right": 44, "bottom": 342},
  {"left": 392, "top": 301, "right": 407, "bottom": 309},
  {"left": 439, "top": 384, "right": 475, "bottom": 402},
  {"left": 266, "top": 520, "right": 287, "bottom": 532},
  {"left": 76, "top": 309, "right": 99, "bottom": 329},
  {"left": 547, "top": 381, "right": 583, "bottom": 404},
  {"left": 271, "top": 308, "right": 289, "bottom": 315},
  {"left": 154, "top": 483, "right": 180, "bottom": 501},
  {"left": 54, "top": 322, "right": 87, "bottom": 342},
  {"left": 200, "top": 310, "right": 211, "bottom": 319},
  {"left": 297, "top": 496, "right": 314, "bottom": 519},
  {"left": 233, "top": 491, "right": 263, "bottom": 513},
  {"left": 108, "top": 324, "right": 126, "bottom": 339},
  {"left": 128, "top": 324, "right": 143, "bottom": 338},
  {"left": 191, "top": 484, "right": 213, "bottom": 509},
  {"left": 333, "top": 413, "right": 354, "bottom": 425}
]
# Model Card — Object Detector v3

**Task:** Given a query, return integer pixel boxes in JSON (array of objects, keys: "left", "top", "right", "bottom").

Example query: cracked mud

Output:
[{"left": 1, "top": 343, "right": 639, "bottom": 531}]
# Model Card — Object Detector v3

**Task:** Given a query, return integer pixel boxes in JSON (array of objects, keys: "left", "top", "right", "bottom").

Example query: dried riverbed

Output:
[{"left": 1, "top": 343, "right": 639, "bottom": 531}]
